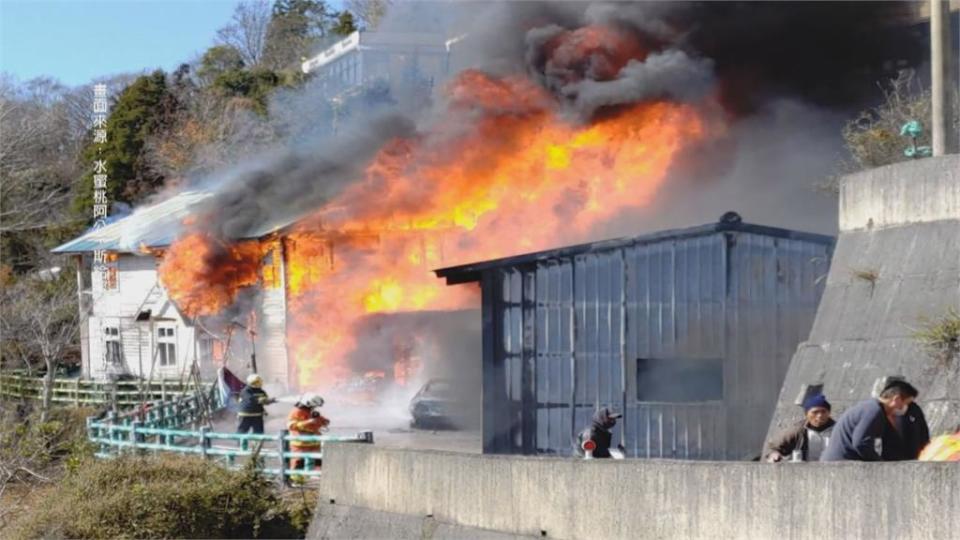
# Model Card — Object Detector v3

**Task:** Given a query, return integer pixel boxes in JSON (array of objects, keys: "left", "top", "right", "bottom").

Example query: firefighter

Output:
[
  {"left": 918, "top": 426, "right": 960, "bottom": 462},
  {"left": 576, "top": 407, "right": 623, "bottom": 458},
  {"left": 287, "top": 393, "right": 329, "bottom": 476},
  {"left": 236, "top": 373, "right": 275, "bottom": 434}
]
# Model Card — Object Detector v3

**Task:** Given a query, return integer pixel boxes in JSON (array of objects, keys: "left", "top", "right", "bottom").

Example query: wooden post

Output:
[{"left": 931, "top": 0, "right": 959, "bottom": 155}]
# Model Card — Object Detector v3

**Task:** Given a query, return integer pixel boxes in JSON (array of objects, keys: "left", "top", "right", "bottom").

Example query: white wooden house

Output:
[{"left": 53, "top": 191, "right": 292, "bottom": 388}]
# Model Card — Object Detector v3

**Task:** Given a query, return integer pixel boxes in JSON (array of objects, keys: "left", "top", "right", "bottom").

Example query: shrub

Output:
[
  {"left": 914, "top": 308, "right": 960, "bottom": 367},
  {"left": 11, "top": 454, "right": 312, "bottom": 539},
  {"left": 0, "top": 405, "right": 96, "bottom": 490}
]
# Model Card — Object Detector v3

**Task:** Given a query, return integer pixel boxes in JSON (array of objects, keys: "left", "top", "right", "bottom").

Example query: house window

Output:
[
  {"left": 636, "top": 358, "right": 723, "bottom": 402},
  {"left": 104, "top": 327, "right": 122, "bottom": 366},
  {"left": 198, "top": 336, "right": 225, "bottom": 365},
  {"left": 157, "top": 327, "right": 176, "bottom": 367}
]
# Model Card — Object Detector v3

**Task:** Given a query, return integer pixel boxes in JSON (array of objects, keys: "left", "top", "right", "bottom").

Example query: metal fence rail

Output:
[
  {"left": 0, "top": 371, "right": 197, "bottom": 408},
  {"left": 87, "top": 416, "right": 374, "bottom": 483}
]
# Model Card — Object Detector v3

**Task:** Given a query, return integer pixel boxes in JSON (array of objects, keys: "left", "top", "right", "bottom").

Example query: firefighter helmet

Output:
[{"left": 298, "top": 393, "right": 324, "bottom": 409}]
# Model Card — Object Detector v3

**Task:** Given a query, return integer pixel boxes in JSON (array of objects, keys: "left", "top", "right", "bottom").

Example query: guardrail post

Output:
[
  {"left": 199, "top": 426, "right": 210, "bottom": 461},
  {"left": 278, "top": 429, "right": 289, "bottom": 487},
  {"left": 161, "top": 379, "right": 167, "bottom": 402},
  {"left": 74, "top": 378, "right": 81, "bottom": 407},
  {"left": 131, "top": 421, "right": 143, "bottom": 455},
  {"left": 106, "top": 411, "right": 117, "bottom": 453},
  {"left": 86, "top": 416, "right": 95, "bottom": 452}
]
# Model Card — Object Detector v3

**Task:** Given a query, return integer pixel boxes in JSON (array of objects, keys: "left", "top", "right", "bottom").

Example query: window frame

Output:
[
  {"left": 635, "top": 357, "right": 724, "bottom": 403},
  {"left": 156, "top": 326, "right": 177, "bottom": 367},
  {"left": 104, "top": 326, "right": 122, "bottom": 366}
]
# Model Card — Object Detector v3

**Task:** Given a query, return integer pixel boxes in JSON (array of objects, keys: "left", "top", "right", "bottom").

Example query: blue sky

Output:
[{"left": 0, "top": 0, "right": 344, "bottom": 87}]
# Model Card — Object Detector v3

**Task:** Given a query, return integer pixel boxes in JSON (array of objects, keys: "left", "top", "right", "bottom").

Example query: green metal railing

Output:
[
  {"left": 87, "top": 416, "right": 374, "bottom": 483},
  {"left": 0, "top": 371, "right": 197, "bottom": 408}
]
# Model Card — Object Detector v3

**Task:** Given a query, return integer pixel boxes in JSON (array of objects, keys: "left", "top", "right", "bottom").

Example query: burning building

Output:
[
  {"left": 52, "top": 191, "right": 290, "bottom": 384},
  {"left": 435, "top": 213, "right": 834, "bottom": 459},
  {"left": 52, "top": 187, "right": 468, "bottom": 390},
  {"left": 50, "top": 2, "right": 920, "bottom": 412}
]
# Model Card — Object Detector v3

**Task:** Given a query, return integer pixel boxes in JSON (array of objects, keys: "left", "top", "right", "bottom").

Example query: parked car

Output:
[{"left": 409, "top": 379, "right": 472, "bottom": 429}]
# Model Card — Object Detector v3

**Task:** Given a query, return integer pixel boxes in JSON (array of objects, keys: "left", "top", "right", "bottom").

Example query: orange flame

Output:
[
  {"left": 160, "top": 65, "right": 711, "bottom": 389},
  {"left": 158, "top": 232, "right": 262, "bottom": 318},
  {"left": 283, "top": 70, "right": 707, "bottom": 387}
]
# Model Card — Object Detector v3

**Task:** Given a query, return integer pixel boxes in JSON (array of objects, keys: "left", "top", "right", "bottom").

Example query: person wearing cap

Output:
[
  {"left": 287, "top": 393, "right": 330, "bottom": 477},
  {"left": 236, "top": 373, "right": 275, "bottom": 435},
  {"left": 765, "top": 394, "right": 835, "bottom": 462},
  {"left": 576, "top": 407, "right": 623, "bottom": 458},
  {"left": 821, "top": 380, "right": 922, "bottom": 462}
]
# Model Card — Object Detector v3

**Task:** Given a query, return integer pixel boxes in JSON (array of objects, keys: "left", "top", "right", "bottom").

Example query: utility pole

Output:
[{"left": 931, "top": 0, "right": 959, "bottom": 155}]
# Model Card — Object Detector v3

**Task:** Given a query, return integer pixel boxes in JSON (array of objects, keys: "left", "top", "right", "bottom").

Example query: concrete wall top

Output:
[
  {"left": 316, "top": 443, "right": 959, "bottom": 540},
  {"left": 839, "top": 155, "right": 960, "bottom": 232}
]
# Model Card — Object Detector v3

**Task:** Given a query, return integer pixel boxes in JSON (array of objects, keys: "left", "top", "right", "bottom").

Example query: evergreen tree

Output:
[
  {"left": 331, "top": 11, "right": 358, "bottom": 37},
  {"left": 262, "top": 0, "right": 336, "bottom": 70},
  {"left": 197, "top": 45, "right": 246, "bottom": 86},
  {"left": 72, "top": 71, "right": 177, "bottom": 218}
]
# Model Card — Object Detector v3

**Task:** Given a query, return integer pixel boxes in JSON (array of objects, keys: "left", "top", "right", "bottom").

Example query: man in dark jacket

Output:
[
  {"left": 237, "top": 373, "right": 275, "bottom": 434},
  {"left": 765, "top": 394, "right": 836, "bottom": 462},
  {"left": 576, "top": 407, "right": 622, "bottom": 458},
  {"left": 820, "top": 380, "right": 920, "bottom": 461},
  {"left": 881, "top": 400, "right": 929, "bottom": 460}
]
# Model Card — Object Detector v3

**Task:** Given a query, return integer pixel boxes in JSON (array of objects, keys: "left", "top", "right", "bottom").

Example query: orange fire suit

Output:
[
  {"left": 918, "top": 432, "right": 960, "bottom": 462},
  {"left": 287, "top": 406, "right": 329, "bottom": 470}
]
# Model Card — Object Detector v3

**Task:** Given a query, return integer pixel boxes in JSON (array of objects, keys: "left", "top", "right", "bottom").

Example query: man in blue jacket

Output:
[{"left": 820, "top": 380, "right": 921, "bottom": 461}]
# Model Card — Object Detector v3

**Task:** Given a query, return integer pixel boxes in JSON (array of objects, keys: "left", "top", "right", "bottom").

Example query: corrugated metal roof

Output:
[
  {"left": 53, "top": 191, "right": 213, "bottom": 254},
  {"left": 434, "top": 215, "right": 835, "bottom": 285},
  {"left": 52, "top": 190, "right": 311, "bottom": 254}
]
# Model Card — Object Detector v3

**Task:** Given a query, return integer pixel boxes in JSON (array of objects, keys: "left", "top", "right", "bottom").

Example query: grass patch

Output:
[
  {"left": 8, "top": 453, "right": 314, "bottom": 539},
  {"left": 913, "top": 308, "right": 960, "bottom": 366}
]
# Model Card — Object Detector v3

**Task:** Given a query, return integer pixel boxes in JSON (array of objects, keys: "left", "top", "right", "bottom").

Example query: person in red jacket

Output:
[{"left": 286, "top": 393, "right": 329, "bottom": 475}]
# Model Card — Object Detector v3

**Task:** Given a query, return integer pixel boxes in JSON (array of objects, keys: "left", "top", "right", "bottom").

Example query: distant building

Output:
[
  {"left": 435, "top": 213, "right": 834, "bottom": 459},
  {"left": 301, "top": 30, "right": 455, "bottom": 101}
]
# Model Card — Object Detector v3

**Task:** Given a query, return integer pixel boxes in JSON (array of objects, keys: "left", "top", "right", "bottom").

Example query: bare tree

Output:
[
  {"left": 0, "top": 274, "right": 79, "bottom": 422},
  {"left": 0, "top": 77, "right": 84, "bottom": 235},
  {"left": 217, "top": 0, "right": 272, "bottom": 67},
  {"left": 345, "top": 0, "right": 392, "bottom": 30}
]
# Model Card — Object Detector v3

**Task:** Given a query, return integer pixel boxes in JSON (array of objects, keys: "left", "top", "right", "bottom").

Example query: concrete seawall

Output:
[
  {"left": 310, "top": 443, "right": 959, "bottom": 540},
  {"left": 767, "top": 155, "right": 960, "bottom": 438}
]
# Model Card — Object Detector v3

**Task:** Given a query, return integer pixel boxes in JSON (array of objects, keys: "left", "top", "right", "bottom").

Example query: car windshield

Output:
[{"left": 424, "top": 381, "right": 455, "bottom": 397}]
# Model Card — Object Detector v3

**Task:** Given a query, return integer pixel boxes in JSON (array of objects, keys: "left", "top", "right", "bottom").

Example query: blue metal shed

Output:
[{"left": 435, "top": 213, "right": 834, "bottom": 459}]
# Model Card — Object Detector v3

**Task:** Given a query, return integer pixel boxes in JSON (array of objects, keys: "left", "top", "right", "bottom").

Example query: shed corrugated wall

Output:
[{"left": 481, "top": 229, "right": 831, "bottom": 459}]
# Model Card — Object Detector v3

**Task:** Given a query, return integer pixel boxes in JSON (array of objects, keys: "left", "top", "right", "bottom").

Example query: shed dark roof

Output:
[{"left": 433, "top": 214, "right": 834, "bottom": 285}]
